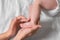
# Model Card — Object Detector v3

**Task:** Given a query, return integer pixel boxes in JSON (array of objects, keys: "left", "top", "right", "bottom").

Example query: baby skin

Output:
[{"left": 20, "top": 0, "right": 57, "bottom": 28}]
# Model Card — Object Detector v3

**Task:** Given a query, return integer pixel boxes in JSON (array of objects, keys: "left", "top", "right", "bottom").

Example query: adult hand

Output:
[
  {"left": 20, "top": 19, "right": 40, "bottom": 28},
  {"left": 13, "top": 24, "right": 41, "bottom": 40},
  {"left": 7, "top": 16, "right": 30, "bottom": 38}
]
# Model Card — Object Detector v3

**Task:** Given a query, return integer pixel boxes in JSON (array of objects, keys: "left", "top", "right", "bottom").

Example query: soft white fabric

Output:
[
  {"left": 47, "top": 0, "right": 59, "bottom": 16},
  {"left": 0, "top": 0, "right": 60, "bottom": 40},
  {"left": 41, "top": 0, "right": 59, "bottom": 17}
]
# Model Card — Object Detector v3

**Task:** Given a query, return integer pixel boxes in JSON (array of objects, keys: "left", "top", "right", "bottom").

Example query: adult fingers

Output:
[
  {"left": 26, "top": 25, "right": 41, "bottom": 37},
  {"left": 16, "top": 16, "right": 26, "bottom": 20},
  {"left": 30, "top": 25, "right": 41, "bottom": 35},
  {"left": 20, "top": 18, "right": 31, "bottom": 23},
  {"left": 16, "top": 16, "right": 30, "bottom": 23},
  {"left": 14, "top": 25, "right": 41, "bottom": 40},
  {"left": 19, "top": 25, "right": 41, "bottom": 38},
  {"left": 32, "top": 25, "right": 41, "bottom": 30}
]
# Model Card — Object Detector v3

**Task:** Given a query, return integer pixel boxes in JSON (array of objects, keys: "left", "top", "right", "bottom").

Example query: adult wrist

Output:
[{"left": 6, "top": 30, "right": 13, "bottom": 39}]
